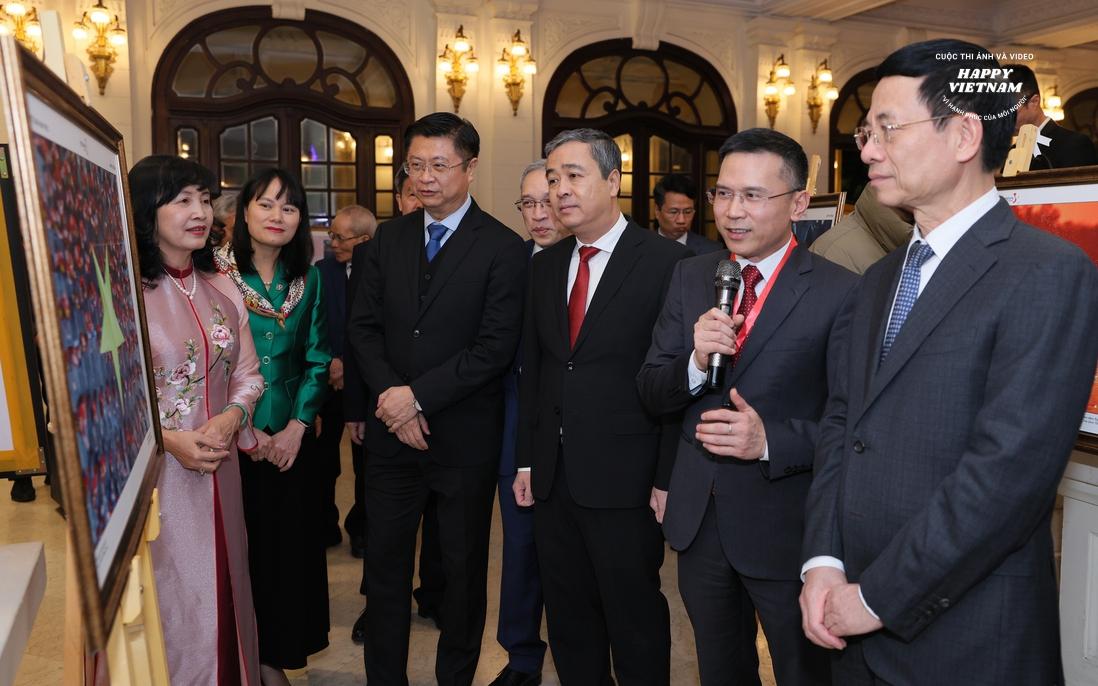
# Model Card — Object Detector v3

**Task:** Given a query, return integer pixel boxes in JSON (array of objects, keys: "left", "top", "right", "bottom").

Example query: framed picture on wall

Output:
[
  {"left": 793, "top": 191, "right": 846, "bottom": 248},
  {"left": 998, "top": 167, "right": 1098, "bottom": 455},
  {"left": 0, "top": 37, "right": 162, "bottom": 649}
]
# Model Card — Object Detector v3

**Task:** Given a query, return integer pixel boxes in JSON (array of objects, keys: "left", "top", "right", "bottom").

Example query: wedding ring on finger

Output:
[{"left": 727, "top": 422, "right": 733, "bottom": 435}]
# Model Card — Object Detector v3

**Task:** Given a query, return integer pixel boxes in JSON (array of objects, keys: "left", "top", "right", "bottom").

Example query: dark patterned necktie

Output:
[
  {"left": 730, "top": 265, "right": 762, "bottom": 368},
  {"left": 880, "top": 241, "right": 935, "bottom": 363}
]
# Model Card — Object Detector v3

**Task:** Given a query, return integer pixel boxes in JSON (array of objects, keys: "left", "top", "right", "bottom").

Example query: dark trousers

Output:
[
  {"left": 831, "top": 640, "right": 891, "bottom": 685},
  {"left": 677, "top": 498, "right": 830, "bottom": 686},
  {"left": 363, "top": 451, "right": 496, "bottom": 686},
  {"left": 413, "top": 492, "right": 446, "bottom": 613},
  {"left": 346, "top": 438, "right": 367, "bottom": 539},
  {"left": 534, "top": 461, "right": 670, "bottom": 685},
  {"left": 316, "top": 390, "right": 345, "bottom": 541},
  {"left": 497, "top": 473, "right": 546, "bottom": 673}
]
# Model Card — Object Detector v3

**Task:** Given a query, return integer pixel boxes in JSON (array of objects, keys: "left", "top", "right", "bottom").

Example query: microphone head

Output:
[{"left": 715, "top": 259, "right": 741, "bottom": 287}]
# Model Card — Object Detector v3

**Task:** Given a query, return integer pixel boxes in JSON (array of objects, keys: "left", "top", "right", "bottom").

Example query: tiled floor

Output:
[{"left": 2, "top": 438, "right": 777, "bottom": 685}]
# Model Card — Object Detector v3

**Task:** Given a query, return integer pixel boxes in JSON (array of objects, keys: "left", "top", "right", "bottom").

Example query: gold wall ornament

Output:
[
  {"left": 0, "top": 2, "right": 43, "bottom": 55},
  {"left": 495, "top": 29, "right": 536, "bottom": 116},
  {"left": 437, "top": 25, "right": 479, "bottom": 113},
  {"left": 806, "top": 58, "right": 839, "bottom": 134},
  {"left": 762, "top": 54, "right": 795, "bottom": 129},
  {"left": 71, "top": 0, "right": 126, "bottom": 95}
]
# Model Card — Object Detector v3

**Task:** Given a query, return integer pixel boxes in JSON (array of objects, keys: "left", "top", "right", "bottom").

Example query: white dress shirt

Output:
[
  {"left": 658, "top": 229, "right": 689, "bottom": 246},
  {"left": 802, "top": 187, "right": 1001, "bottom": 618},
  {"left": 423, "top": 194, "right": 472, "bottom": 247}
]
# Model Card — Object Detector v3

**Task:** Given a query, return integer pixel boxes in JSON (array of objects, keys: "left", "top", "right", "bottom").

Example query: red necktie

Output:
[
  {"left": 731, "top": 264, "right": 762, "bottom": 367},
  {"left": 568, "top": 246, "right": 599, "bottom": 349}
]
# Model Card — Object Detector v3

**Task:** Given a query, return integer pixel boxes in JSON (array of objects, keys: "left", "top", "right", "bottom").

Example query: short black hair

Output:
[
  {"left": 128, "top": 155, "right": 217, "bottom": 288},
  {"left": 403, "top": 112, "right": 479, "bottom": 162},
  {"left": 653, "top": 173, "right": 695, "bottom": 208},
  {"left": 877, "top": 39, "right": 1014, "bottom": 173},
  {"left": 717, "top": 128, "right": 807, "bottom": 191},
  {"left": 394, "top": 164, "right": 410, "bottom": 196},
  {"left": 1003, "top": 63, "right": 1040, "bottom": 102},
  {"left": 231, "top": 168, "right": 312, "bottom": 281}
]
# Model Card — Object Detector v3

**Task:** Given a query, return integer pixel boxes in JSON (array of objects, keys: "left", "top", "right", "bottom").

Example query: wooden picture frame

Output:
[
  {"left": 0, "top": 38, "right": 162, "bottom": 649},
  {"left": 793, "top": 191, "right": 846, "bottom": 247},
  {"left": 997, "top": 167, "right": 1098, "bottom": 455}
]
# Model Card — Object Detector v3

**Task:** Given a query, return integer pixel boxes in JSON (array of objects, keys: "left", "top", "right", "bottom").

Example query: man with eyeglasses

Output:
[
  {"left": 637, "top": 127, "right": 855, "bottom": 685},
  {"left": 800, "top": 40, "right": 1098, "bottom": 685},
  {"left": 653, "top": 173, "right": 723, "bottom": 254},
  {"left": 347, "top": 112, "right": 527, "bottom": 685}
]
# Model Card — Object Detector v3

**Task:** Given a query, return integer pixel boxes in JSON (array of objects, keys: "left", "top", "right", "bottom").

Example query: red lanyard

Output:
[{"left": 731, "top": 235, "right": 798, "bottom": 350}]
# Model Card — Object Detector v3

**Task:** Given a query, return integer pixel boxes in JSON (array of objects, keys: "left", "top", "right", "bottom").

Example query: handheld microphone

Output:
[{"left": 706, "top": 259, "right": 741, "bottom": 390}]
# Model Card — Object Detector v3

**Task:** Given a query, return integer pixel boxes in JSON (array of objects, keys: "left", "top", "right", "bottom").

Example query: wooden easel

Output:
[
  {"left": 806, "top": 154, "right": 822, "bottom": 195},
  {"left": 63, "top": 489, "right": 169, "bottom": 685},
  {"left": 1002, "top": 123, "right": 1037, "bottom": 177}
]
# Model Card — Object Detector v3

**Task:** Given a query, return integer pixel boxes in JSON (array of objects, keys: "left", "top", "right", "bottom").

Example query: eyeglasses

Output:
[
  {"left": 514, "top": 198, "right": 550, "bottom": 212},
  {"left": 853, "top": 115, "right": 956, "bottom": 150},
  {"left": 706, "top": 187, "right": 798, "bottom": 207},
  {"left": 326, "top": 231, "right": 358, "bottom": 243},
  {"left": 660, "top": 207, "right": 695, "bottom": 218},
  {"left": 402, "top": 159, "right": 467, "bottom": 176}
]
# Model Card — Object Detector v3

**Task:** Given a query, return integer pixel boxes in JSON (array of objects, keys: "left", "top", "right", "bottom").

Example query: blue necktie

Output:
[
  {"left": 426, "top": 222, "right": 448, "bottom": 262},
  {"left": 880, "top": 241, "right": 935, "bottom": 363}
]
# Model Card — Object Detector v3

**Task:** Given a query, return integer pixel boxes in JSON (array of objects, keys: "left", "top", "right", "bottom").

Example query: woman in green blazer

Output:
[{"left": 216, "top": 168, "right": 330, "bottom": 686}]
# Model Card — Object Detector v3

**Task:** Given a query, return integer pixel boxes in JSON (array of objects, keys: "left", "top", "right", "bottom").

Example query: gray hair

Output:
[
  {"left": 519, "top": 159, "right": 547, "bottom": 190},
  {"left": 212, "top": 192, "right": 237, "bottom": 224},
  {"left": 544, "top": 128, "right": 621, "bottom": 179},
  {"left": 335, "top": 204, "right": 378, "bottom": 238}
]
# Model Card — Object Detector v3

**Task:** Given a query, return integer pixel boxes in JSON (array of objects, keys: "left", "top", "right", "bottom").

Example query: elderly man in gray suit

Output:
[{"left": 800, "top": 39, "right": 1098, "bottom": 685}]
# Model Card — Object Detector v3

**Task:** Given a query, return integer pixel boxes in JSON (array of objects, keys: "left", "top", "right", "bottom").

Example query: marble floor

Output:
[{"left": 1, "top": 438, "right": 777, "bottom": 685}]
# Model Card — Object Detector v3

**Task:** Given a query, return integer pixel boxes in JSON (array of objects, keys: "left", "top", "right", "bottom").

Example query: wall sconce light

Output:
[
  {"left": 495, "top": 29, "right": 537, "bottom": 116},
  {"left": 806, "top": 58, "right": 839, "bottom": 134},
  {"left": 1043, "top": 85, "right": 1065, "bottom": 122},
  {"left": 72, "top": 0, "right": 126, "bottom": 95},
  {"left": 437, "top": 25, "right": 479, "bottom": 113},
  {"left": 763, "top": 54, "right": 796, "bottom": 129},
  {"left": 0, "top": 2, "right": 43, "bottom": 55}
]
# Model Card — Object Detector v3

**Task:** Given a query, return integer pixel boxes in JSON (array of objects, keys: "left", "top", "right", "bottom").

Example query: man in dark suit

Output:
[
  {"left": 1005, "top": 63, "right": 1098, "bottom": 169},
  {"left": 314, "top": 204, "right": 376, "bottom": 549},
  {"left": 347, "top": 112, "right": 527, "bottom": 686},
  {"left": 801, "top": 40, "right": 1098, "bottom": 685},
  {"left": 654, "top": 173, "right": 724, "bottom": 254},
  {"left": 637, "top": 128, "right": 854, "bottom": 685},
  {"left": 514, "top": 128, "right": 688, "bottom": 684},
  {"left": 488, "top": 159, "right": 571, "bottom": 686}
]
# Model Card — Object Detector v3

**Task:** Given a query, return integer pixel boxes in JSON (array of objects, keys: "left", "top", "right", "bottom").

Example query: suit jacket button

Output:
[
  {"left": 554, "top": 406, "right": 560, "bottom": 415},
  {"left": 939, "top": 598, "right": 950, "bottom": 608},
  {"left": 852, "top": 440, "right": 865, "bottom": 454},
  {"left": 424, "top": 273, "right": 432, "bottom": 280},
  {"left": 566, "top": 361, "right": 575, "bottom": 371},
  {"left": 412, "top": 329, "right": 421, "bottom": 338}
]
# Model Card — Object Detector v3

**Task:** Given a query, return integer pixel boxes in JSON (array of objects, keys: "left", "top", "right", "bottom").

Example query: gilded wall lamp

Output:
[
  {"left": 437, "top": 25, "right": 479, "bottom": 113},
  {"left": 495, "top": 29, "right": 537, "bottom": 116},
  {"left": 1043, "top": 85, "right": 1064, "bottom": 122},
  {"left": 806, "top": 59, "right": 839, "bottom": 134},
  {"left": 762, "top": 54, "right": 795, "bottom": 129},
  {"left": 72, "top": 0, "right": 126, "bottom": 95},
  {"left": 0, "top": 2, "right": 43, "bottom": 55}
]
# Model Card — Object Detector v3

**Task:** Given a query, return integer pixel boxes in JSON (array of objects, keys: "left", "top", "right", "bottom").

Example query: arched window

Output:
[
  {"left": 1064, "top": 87, "right": 1098, "bottom": 150},
  {"left": 153, "top": 7, "right": 414, "bottom": 225},
  {"left": 829, "top": 68, "right": 877, "bottom": 202},
  {"left": 543, "top": 39, "right": 735, "bottom": 237}
]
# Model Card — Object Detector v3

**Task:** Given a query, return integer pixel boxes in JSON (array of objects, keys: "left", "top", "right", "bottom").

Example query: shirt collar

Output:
[
  {"left": 576, "top": 213, "right": 629, "bottom": 255},
  {"left": 656, "top": 229, "right": 689, "bottom": 246},
  {"left": 909, "top": 187, "right": 999, "bottom": 260},
  {"left": 1037, "top": 116, "right": 1051, "bottom": 136},
  {"left": 424, "top": 194, "right": 472, "bottom": 233},
  {"left": 734, "top": 234, "right": 793, "bottom": 284}
]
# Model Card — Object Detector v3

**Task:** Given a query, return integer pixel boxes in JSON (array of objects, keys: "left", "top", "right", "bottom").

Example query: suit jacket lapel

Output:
[
  {"left": 855, "top": 201, "right": 1012, "bottom": 423},
  {"left": 572, "top": 223, "right": 645, "bottom": 353},
  {"left": 728, "top": 246, "right": 811, "bottom": 385},
  {"left": 417, "top": 202, "right": 482, "bottom": 317}
]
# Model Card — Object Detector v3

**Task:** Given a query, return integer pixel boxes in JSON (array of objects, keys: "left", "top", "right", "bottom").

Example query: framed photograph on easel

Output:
[
  {"left": 0, "top": 37, "right": 162, "bottom": 649},
  {"left": 997, "top": 167, "right": 1098, "bottom": 455},
  {"left": 793, "top": 191, "right": 846, "bottom": 248}
]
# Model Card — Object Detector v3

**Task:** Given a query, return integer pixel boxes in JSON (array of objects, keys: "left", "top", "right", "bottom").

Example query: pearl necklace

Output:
[{"left": 165, "top": 268, "right": 197, "bottom": 299}]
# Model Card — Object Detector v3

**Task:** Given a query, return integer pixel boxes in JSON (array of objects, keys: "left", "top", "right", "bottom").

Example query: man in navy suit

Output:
[
  {"left": 489, "top": 159, "right": 570, "bottom": 686},
  {"left": 1005, "top": 63, "right": 1098, "bottom": 170},
  {"left": 638, "top": 129, "right": 853, "bottom": 685},
  {"left": 654, "top": 173, "right": 723, "bottom": 255},
  {"left": 801, "top": 40, "right": 1098, "bottom": 685},
  {"left": 315, "top": 205, "right": 376, "bottom": 548}
]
